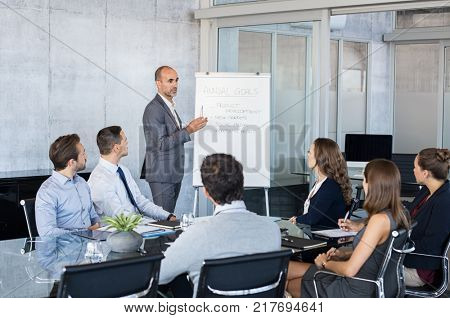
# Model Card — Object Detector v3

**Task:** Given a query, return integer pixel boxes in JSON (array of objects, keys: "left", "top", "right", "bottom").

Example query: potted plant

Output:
[{"left": 103, "top": 213, "right": 143, "bottom": 253}]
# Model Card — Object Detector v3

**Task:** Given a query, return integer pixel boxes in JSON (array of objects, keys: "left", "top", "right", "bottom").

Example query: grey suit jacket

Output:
[{"left": 142, "top": 94, "right": 191, "bottom": 183}]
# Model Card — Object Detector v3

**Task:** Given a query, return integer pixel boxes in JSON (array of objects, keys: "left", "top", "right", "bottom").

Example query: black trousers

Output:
[
  {"left": 148, "top": 182, "right": 181, "bottom": 213},
  {"left": 158, "top": 274, "right": 193, "bottom": 298}
]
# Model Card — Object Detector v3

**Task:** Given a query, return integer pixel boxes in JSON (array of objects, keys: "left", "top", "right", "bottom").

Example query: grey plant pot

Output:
[{"left": 106, "top": 230, "right": 143, "bottom": 253}]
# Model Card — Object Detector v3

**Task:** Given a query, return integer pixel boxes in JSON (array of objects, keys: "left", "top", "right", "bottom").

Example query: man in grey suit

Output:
[{"left": 143, "top": 66, "right": 207, "bottom": 213}]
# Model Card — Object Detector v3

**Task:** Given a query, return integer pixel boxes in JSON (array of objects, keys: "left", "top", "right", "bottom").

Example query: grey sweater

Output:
[{"left": 159, "top": 200, "right": 282, "bottom": 296}]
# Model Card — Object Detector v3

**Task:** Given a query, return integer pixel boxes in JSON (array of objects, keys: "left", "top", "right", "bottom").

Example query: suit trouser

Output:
[{"left": 148, "top": 182, "right": 181, "bottom": 213}]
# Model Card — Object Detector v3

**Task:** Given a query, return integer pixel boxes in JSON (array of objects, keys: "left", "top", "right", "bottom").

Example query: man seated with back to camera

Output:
[{"left": 158, "top": 153, "right": 281, "bottom": 297}]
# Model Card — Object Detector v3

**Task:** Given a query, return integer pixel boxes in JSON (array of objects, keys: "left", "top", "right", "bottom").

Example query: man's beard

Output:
[{"left": 76, "top": 162, "right": 86, "bottom": 172}]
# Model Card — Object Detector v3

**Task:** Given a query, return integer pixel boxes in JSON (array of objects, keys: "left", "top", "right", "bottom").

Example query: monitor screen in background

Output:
[{"left": 345, "top": 134, "right": 393, "bottom": 162}]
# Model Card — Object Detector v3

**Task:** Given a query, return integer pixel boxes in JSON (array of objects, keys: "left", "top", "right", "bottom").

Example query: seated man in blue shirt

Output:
[
  {"left": 36, "top": 134, "right": 100, "bottom": 237},
  {"left": 88, "top": 126, "right": 175, "bottom": 221},
  {"left": 159, "top": 154, "right": 281, "bottom": 296}
]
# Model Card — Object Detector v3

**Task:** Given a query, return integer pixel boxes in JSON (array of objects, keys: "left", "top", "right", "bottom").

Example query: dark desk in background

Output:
[{"left": 0, "top": 170, "right": 91, "bottom": 240}]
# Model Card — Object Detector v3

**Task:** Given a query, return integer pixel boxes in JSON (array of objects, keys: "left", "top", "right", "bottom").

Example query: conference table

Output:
[
  {"left": 0, "top": 218, "right": 346, "bottom": 298},
  {"left": 0, "top": 231, "right": 179, "bottom": 298}
]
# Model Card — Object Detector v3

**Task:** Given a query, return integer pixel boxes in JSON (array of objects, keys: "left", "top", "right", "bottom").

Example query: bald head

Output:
[
  {"left": 155, "top": 66, "right": 175, "bottom": 81},
  {"left": 155, "top": 66, "right": 178, "bottom": 101}
]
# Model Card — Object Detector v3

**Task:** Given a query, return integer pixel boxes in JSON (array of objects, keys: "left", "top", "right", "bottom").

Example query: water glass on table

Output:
[
  {"left": 85, "top": 241, "right": 104, "bottom": 263},
  {"left": 181, "top": 213, "right": 195, "bottom": 230}
]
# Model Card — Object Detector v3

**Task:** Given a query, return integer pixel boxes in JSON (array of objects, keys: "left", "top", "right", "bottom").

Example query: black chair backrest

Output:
[
  {"left": 196, "top": 249, "right": 292, "bottom": 298},
  {"left": 20, "top": 198, "right": 38, "bottom": 238},
  {"left": 57, "top": 254, "right": 163, "bottom": 298},
  {"left": 377, "top": 227, "right": 411, "bottom": 298}
]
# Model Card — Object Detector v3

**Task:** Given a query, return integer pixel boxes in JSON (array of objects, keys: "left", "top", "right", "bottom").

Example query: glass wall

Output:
[
  {"left": 444, "top": 47, "right": 450, "bottom": 149},
  {"left": 394, "top": 43, "right": 440, "bottom": 153},
  {"left": 219, "top": 26, "right": 310, "bottom": 186},
  {"left": 238, "top": 31, "right": 271, "bottom": 73},
  {"left": 340, "top": 41, "right": 368, "bottom": 145},
  {"left": 328, "top": 40, "right": 339, "bottom": 142},
  {"left": 274, "top": 34, "right": 307, "bottom": 185}
]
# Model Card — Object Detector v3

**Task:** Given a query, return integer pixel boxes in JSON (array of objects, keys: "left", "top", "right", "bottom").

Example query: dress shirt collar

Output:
[
  {"left": 98, "top": 157, "right": 119, "bottom": 174},
  {"left": 158, "top": 93, "right": 176, "bottom": 109},
  {"left": 52, "top": 170, "right": 76, "bottom": 185},
  {"left": 213, "top": 200, "right": 247, "bottom": 216}
]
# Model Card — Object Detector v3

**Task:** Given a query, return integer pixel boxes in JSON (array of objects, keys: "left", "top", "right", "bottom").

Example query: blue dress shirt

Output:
[{"left": 36, "top": 170, "right": 100, "bottom": 237}]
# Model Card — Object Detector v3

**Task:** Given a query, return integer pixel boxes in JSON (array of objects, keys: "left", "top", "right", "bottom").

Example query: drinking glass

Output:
[
  {"left": 85, "top": 241, "right": 104, "bottom": 263},
  {"left": 181, "top": 214, "right": 190, "bottom": 230}
]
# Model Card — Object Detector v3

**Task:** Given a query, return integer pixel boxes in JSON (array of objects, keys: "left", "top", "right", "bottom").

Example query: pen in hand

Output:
[
  {"left": 340, "top": 210, "right": 350, "bottom": 231},
  {"left": 343, "top": 210, "right": 350, "bottom": 223}
]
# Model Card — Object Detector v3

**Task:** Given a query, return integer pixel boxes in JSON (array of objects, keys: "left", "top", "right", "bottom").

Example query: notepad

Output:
[
  {"left": 281, "top": 236, "right": 327, "bottom": 250},
  {"left": 311, "top": 228, "right": 357, "bottom": 238},
  {"left": 147, "top": 220, "right": 181, "bottom": 230},
  {"left": 141, "top": 229, "right": 176, "bottom": 238}
]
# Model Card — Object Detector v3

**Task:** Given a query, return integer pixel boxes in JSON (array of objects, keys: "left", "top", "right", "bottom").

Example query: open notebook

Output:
[{"left": 311, "top": 228, "right": 357, "bottom": 238}]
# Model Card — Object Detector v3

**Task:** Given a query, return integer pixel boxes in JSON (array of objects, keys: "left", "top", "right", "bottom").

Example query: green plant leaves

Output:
[{"left": 103, "top": 213, "right": 142, "bottom": 232}]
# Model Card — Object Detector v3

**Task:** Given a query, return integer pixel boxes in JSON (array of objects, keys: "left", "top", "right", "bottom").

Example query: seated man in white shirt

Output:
[
  {"left": 159, "top": 154, "right": 281, "bottom": 296},
  {"left": 88, "top": 126, "right": 176, "bottom": 221}
]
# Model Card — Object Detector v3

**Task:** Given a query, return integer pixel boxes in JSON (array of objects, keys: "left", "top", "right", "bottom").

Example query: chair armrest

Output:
[
  {"left": 312, "top": 270, "right": 377, "bottom": 298},
  {"left": 407, "top": 252, "right": 447, "bottom": 259},
  {"left": 393, "top": 246, "right": 415, "bottom": 254}
]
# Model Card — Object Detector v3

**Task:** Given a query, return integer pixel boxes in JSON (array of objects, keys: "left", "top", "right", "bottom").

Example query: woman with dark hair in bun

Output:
[{"left": 404, "top": 148, "right": 450, "bottom": 287}]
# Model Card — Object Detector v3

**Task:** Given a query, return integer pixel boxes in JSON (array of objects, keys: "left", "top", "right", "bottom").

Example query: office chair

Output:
[
  {"left": 405, "top": 235, "right": 450, "bottom": 298},
  {"left": 196, "top": 249, "right": 292, "bottom": 298},
  {"left": 20, "top": 198, "right": 42, "bottom": 254},
  {"left": 313, "top": 228, "right": 414, "bottom": 298},
  {"left": 57, "top": 254, "right": 164, "bottom": 298},
  {"left": 20, "top": 198, "right": 39, "bottom": 239}
]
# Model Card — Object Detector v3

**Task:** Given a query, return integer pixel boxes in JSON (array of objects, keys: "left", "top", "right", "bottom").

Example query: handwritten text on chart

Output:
[{"left": 202, "top": 87, "right": 259, "bottom": 97}]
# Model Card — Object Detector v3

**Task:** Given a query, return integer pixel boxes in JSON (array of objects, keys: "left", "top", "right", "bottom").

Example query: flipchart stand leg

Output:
[
  {"left": 193, "top": 187, "right": 199, "bottom": 217},
  {"left": 264, "top": 187, "right": 270, "bottom": 217}
]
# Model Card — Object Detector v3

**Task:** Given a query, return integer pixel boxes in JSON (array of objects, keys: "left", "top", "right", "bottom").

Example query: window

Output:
[
  {"left": 328, "top": 40, "right": 368, "bottom": 148},
  {"left": 218, "top": 26, "right": 310, "bottom": 186},
  {"left": 396, "top": 8, "right": 450, "bottom": 29},
  {"left": 394, "top": 43, "right": 440, "bottom": 153},
  {"left": 328, "top": 40, "right": 339, "bottom": 142}
]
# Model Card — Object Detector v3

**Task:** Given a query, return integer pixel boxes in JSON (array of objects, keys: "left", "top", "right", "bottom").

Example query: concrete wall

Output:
[{"left": 0, "top": 0, "right": 200, "bottom": 216}]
